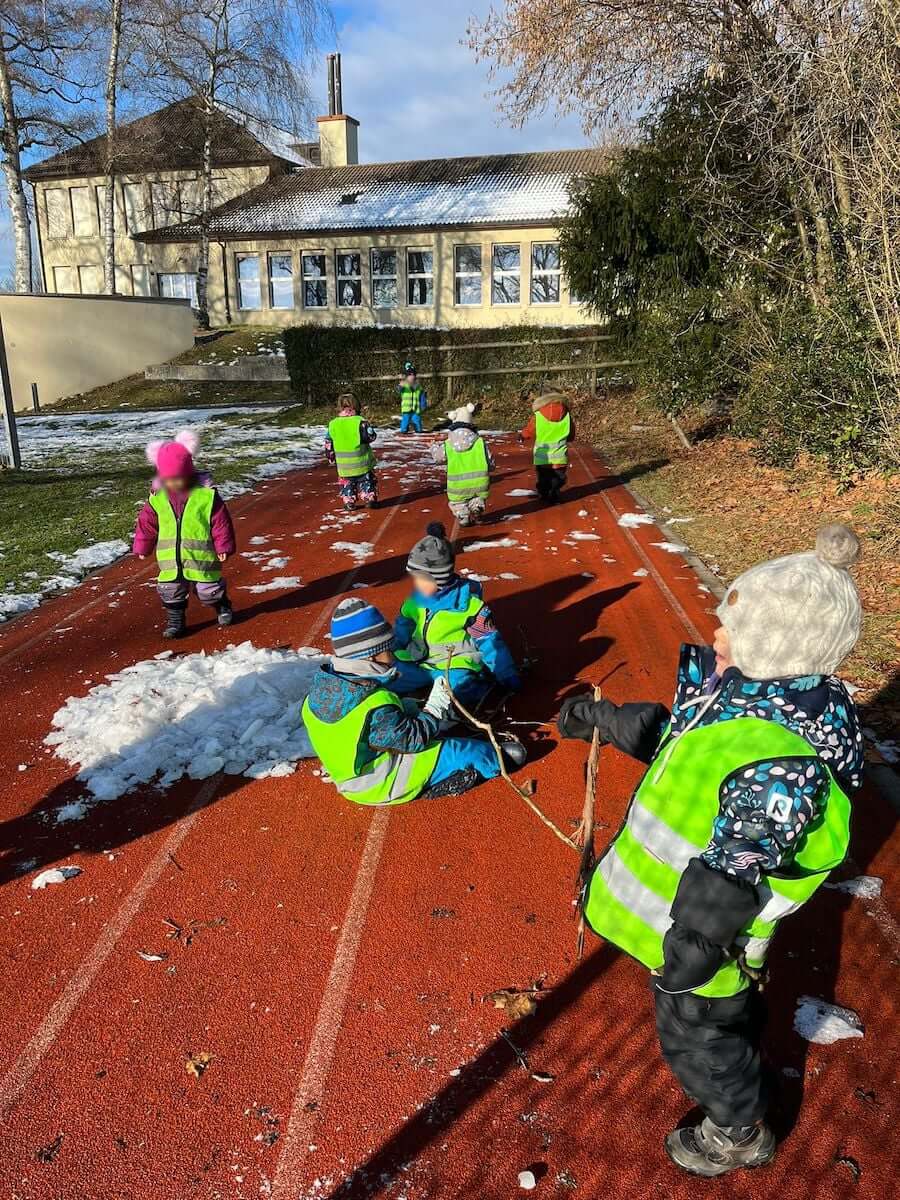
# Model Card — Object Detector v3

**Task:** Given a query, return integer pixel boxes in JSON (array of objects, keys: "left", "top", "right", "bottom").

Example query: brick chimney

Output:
[{"left": 318, "top": 53, "right": 359, "bottom": 167}]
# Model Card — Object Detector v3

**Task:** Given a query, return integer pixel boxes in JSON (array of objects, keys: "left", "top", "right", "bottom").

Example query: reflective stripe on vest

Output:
[
  {"left": 583, "top": 716, "right": 851, "bottom": 997},
  {"left": 149, "top": 487, "right": 221, "bottom": 583},
  {"left": 301, "top": 684, "right": 440, "bottom": 806},
  {"left": 400, "top": 386, "right": 423, "bottom": 413},
  {"left": 394, "top": 594, "right": 484, "bottom": 672},
  {"left": 328, "top": 416, "right": 373, "bottom": 479},
  {"left": 533, "top": 411, "right": 570, "bottom": 466},
  {"left": 445, "top": 437, "right": 489, "bottom": 502}
]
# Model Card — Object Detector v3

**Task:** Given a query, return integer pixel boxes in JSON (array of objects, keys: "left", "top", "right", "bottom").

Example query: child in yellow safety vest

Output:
[
  {"left": 133, "top": 429, "right": 236, "bottom": 639},
  {"left": 431, "top": 403, "right": 495, "bottom": 526},
  {"left": 301, "top": 596, "right": 526, "bottom": 804},
  {"left": 392, "top": 523, "right": 521, "bottom": 706},
  {"left": 558, "top": 526, "right": 865, "bottom": 1179},
  {"left": 324, "top": 394, "right": 378, "bottom": 511},
  {"left": 397, "top": 362, "right": 427, "bottom": 434},
  {"left": 519, "top": 391, "right": 575, "bottom": 504}
]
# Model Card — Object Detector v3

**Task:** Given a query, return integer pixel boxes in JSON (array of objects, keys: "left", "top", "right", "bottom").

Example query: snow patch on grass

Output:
[
  {"left": 1, "top": 538, "right": 130, "bottom": 623},
  {"left": 44, "top": 641, "right": 326, "bottom": 801}
]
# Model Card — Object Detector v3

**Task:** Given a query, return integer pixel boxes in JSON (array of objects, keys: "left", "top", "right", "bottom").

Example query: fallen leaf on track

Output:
[
  {"left": 136, "top": 949, "right": 168, "bottom": 962},
  {"left": 485, "top": 986, "right": 542, "bottom": 1019},
  {"left": 186, "top": 1051, "right": 213, "bottom": 1079}
]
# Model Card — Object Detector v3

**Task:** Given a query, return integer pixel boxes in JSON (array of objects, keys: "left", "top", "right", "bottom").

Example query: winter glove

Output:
[
  {"left": 657, "top": 858, "right": 761, "bottom": 994},
  {"left": 558, "top": 697, "right": 669, "bottom": 763},
  {"left": 423, "top": 677, "right": 454, "bottom": 721}
]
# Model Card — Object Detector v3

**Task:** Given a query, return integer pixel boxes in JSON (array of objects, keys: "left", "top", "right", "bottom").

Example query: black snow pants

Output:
[
  {"left": 535, "top": 464, "right": 567, "bottom": 502},
  {"left": 653, "top": 978, "right": 768, "bottom": 1129}
]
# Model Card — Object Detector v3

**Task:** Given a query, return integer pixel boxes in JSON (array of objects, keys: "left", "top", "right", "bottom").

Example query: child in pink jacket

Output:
[{"left": 133, "top": 430, "right": 236, "bottom": 639}]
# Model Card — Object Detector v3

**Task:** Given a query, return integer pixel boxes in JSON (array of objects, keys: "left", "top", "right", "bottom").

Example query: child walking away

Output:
[
  {"left": 520, "top": 390, "right": 574, "bottom": 503},
  {"left": 134, "top": 430, "right": 236, "bottom": 639},
  {"left": 393, "top": 523, "right": 521, "bottom": 706},
  {"left": 302, "top": 597, "right": 525, "bottom": 804},
  {"left": 325, "top": 393, "right": 378, "bottom": 511},
  {"left": 432, "top": 403, "right": 494, "bottom": 526},
  {"left": 558, "top": 526, "right": 865, "bottom": 1178},
  {"left": 398, "top": 361, "right": 427, "bottom": 434}
]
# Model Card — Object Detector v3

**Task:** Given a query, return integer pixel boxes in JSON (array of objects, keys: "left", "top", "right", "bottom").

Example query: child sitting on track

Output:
[
  {"left": 558, "top": 526, "right": 865, "bottom": 1179},
  {"left": 398, "top": 362, "right": 427, "bottom": 434},
  {"left": 134, "top": 429, "right": 235, "bottom": 639},
  {"left": 325, "top": 393, "right": 378, "bottom": 511},
  {"left": 392, "top": 523, "right": 521, "bottom": 706},
  {"left": 431, "top": 403, "right": 495, "bottom": 527},
  {"left": 302, "top": 597, "right": 525, "bottom": 804},
  {"left": 519, "top": 389, "right": 575, "bottom": 504}
]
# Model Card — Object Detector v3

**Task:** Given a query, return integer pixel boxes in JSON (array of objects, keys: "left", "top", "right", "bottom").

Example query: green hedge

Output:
[{"left": 283, "top": 324, "right": 609, "bottom": 409}]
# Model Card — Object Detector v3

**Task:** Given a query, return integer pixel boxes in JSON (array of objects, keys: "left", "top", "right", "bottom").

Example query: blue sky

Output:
[{"left": 0, "top": 0, "right": 590, "bottom": 280}]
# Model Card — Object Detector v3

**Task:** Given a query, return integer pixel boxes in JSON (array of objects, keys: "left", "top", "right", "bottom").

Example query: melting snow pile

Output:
[
  {"left": 45, "top": 641, "right": 326, "bottom": 803},
  {"left": 793, "top": 997, "right": 864, "bottom": 1044},
  {"left": 463, "top": 538, "right": 519, "bottom": 553},
  {"left": 618, "top": 512, "right": 654, "bottom": 528},
  {"left": 330, "top": 541, "right": 375, "bottom": 563},
  {"left": 240, "top": 576, "right": 301, "bottom": 594},
  {"left": 652, "top": 541, "right": 688, "bottom": 554},
  {"left": 1, "top": 539, "right": 130, "bottom": 622}
]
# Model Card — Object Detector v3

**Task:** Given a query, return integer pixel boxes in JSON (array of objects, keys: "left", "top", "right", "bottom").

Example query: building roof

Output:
[
  {"left": 25, "top": 99, "right": 312, "bottom": 181},
  {"left": 137, "top": 148, "right": 608, "bottom": 241}
]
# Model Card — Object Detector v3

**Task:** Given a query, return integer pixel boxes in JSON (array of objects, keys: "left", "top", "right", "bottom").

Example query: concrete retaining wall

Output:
[
  {"left": 0, "top": 292, "right": 195, "bottom": 410},
  {"left": 145, "top": 355, "right": 289, "bottom": 382}
]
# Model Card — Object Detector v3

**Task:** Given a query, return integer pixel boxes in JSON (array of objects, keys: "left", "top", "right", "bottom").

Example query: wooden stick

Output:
[
  {"left": 575, "top": 685, "right": 603, "bottom": 959},
  {"left": 442, "top": 660, "right": 578, "bottom": 853}
]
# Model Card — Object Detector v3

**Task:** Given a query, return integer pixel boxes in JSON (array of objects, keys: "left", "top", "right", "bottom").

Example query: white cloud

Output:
[{"left": 330, "top": 0, "right": 592, "bottom": 163}]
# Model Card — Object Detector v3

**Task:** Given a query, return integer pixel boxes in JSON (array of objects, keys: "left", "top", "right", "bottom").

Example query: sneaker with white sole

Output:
[{"left": 665, "top": 1118, "right": 776, "bottom": 1178}]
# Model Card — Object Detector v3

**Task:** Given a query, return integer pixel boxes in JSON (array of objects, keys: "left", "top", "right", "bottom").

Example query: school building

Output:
[{"left": 26, "top": 85, "right": 606, "bottom": 330}]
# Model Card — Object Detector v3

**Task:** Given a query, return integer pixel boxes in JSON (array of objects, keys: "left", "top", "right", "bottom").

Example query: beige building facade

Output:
[{"left": 28, "top": 98, "right": 603, "bottom": 332}]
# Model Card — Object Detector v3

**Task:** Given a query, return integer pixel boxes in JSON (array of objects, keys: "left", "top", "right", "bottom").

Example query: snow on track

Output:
[{"left": 44, "top": 641, "right": 325, "bottom": 804}]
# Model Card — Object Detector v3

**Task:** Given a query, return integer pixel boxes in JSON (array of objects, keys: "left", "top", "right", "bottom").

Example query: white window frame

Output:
[
  {"left": 45, "top": 188, "right": 71, "bottom": 240},
  {"left": 78, "top": 264, "right": 104, "bottom": 294},
  {"left": 158, "top": 272, "right": 198, "bottom": 305},
  {"left": 335, "top": 250, "right": 363, "bottom": 308},
  {"left": 301, "top": 251, "right": 329, "bottom": 308},
  {"left": 454, "top": 244, "right": 483, "bottom": 306},
  {"left": 130, "top": 264, "right": 151, "bottom": 296},
  {"left": 268, "top": 251, "right": 294, "bottom": 310},
  {"left": 406, "top": 247, "right": 434, "bottom": 307},
  {"left": 52, "top": 265, "right": 79, "bottom": 293},
  {"left": 530, "top": 241, "right": 562, "bottom": 305},
  {"left": 491, "top": 242, "right": 521, "bottom": 306},
  {"left": 122, "top": 182, "right": 148, "bottom": 234},
  {"left": 370, "top": 248, "right": 398, "bottom": 308},
  {"left": 235, "top": 253, "right": 262, "bottom": 311}
]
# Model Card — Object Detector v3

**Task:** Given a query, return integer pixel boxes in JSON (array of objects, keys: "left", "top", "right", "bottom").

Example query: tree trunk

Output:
[
  {"left": 0, "top": 32, "right": 33, "bottom": 293},
  {"left": 195, "top": 87, "right": 214, "bottom": 330},
  {"left": 103, "top": 0, "right": 124, "bottom": 294}
]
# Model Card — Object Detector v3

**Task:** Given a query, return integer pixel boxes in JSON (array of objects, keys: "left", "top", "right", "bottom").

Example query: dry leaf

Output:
[
  {"left": 185, "top": 1051, "right": 213, "bottom": 1079},
  {"left": 485, "top": 989, "right": 538, "bottom": 1019},
  {"left": 136, "top": 949, "right": 168, "bottom": 962}
]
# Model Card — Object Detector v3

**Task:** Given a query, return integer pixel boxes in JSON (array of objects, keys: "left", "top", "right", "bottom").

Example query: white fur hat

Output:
[
  {"left": 717, "top": 525, "right": 862, "bottom": 680},
  {"left": 448, "top": 403, "right": 476, "bottom": 425}
]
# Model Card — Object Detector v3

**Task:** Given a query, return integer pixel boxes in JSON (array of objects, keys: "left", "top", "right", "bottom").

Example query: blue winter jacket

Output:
[{"left": 394, "top": 575, "right": 521, "bottom": 690}]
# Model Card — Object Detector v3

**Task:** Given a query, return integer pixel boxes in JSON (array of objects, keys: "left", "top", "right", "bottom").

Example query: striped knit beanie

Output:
[
  {"left": 407, "top": 522, "right": 455, "bottom": 587},
  {"left": 330, "top": 597, "right": 395, "bottom": 659}
]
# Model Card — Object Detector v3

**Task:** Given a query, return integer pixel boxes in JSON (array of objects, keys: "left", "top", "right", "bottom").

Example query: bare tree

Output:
[
  {"left": 0, "top": 3, "right": 95, "bottom": 292},
  {"left": 134, "top": 0, "right": 327, "bottom": 327},
  {"left": 103, "top": 0, "right": 124, "bottom": 293}
]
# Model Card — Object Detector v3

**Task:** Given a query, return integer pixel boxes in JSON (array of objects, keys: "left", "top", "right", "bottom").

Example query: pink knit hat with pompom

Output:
[{"left": 146, "top": 429, "right": 200, "bottom": 479}]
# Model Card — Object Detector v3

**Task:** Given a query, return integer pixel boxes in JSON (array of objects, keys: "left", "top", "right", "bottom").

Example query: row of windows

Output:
[
  {"left": 232, "top": 243, "right": 570, "bottom": 311},
  {"left": 51, "top": 264, "right": 190, "bottom": 299},
  {"left": 43, "top": 178, "right": 240, "bottom": 240}
]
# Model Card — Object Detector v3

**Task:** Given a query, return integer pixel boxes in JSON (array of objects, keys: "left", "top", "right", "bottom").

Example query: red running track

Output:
[{"left": 0, "top": 437, "right": 897, "bottom": 1200}]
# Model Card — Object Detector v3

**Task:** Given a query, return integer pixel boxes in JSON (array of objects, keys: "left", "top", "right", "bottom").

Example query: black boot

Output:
[
  {"left": 162, "top": 604, "right": 187, "bottom": 640},
  {"left": 215, "top": 598, "right": 234, "bottom": 627}
]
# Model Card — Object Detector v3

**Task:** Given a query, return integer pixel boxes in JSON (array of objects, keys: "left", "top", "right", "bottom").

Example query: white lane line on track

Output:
[
  {"left": 271, "top": 808, "right": 392, "bottom": 1199},
  {"left": 0, "top": 485, "right": 402, "bottom": 1121},
  {"left": 574, "top": 446, "right": 704, "bottom": 644},
  {"left": 0, "top": 774, "right": 219, "bottom": 1118}
]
